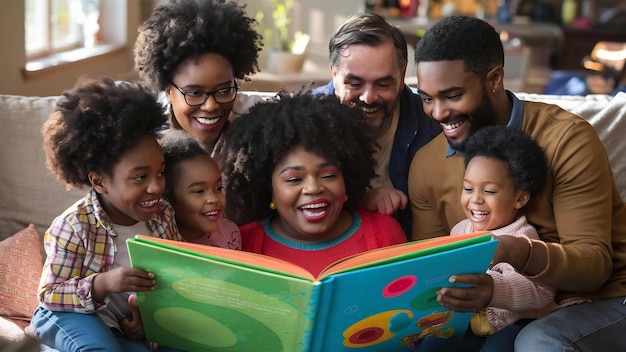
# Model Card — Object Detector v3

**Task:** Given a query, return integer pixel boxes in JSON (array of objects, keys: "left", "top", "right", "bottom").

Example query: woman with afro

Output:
[
  {"left": 222, "top": 93, "right": 407, "bottom": 276},
  {"left": 31, "top": 77, "right": 182, "bottom": 351},
  {"left": 134, "top": 0, "right": 263, "bottom": 162}
]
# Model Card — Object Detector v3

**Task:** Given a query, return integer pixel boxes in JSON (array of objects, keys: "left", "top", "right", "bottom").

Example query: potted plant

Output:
[{"left": 256, "top": 0, "right": 310, "bottom": 74}]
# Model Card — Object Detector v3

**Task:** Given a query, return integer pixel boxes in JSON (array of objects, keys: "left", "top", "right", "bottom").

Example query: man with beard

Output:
[
  {"left": 312, "top": 13, "right": 441, "bottom": 239},
  {"left": 409, "top": 16, "right": 626, "bottom": 351}
]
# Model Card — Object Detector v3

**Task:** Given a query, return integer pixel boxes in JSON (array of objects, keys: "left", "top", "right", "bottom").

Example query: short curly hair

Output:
[
  {"left": 415, "top": 16, "right": 503, "bottom": 80},
  {"left": 463, "top": 125, "right": 547, "bottom": 196},
  {"left": 134, "top": 0, "right": 262, "bottom": 91},
  {"left": 158, "top": 128, "right": 212, "bottom": 201},
  {"left": 222, "top": 93, "right": 378, "bottom": 222},
  {"left": 42, "top": 77, "right": 166, "bottom": 188}
]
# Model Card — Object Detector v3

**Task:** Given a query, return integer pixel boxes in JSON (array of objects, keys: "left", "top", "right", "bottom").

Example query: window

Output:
[
  {"left": 23, "top": 0, "right": 132, "bottom": 75},
  {"left": 25, "top": 0, "right": 101, "bottom": 60}
]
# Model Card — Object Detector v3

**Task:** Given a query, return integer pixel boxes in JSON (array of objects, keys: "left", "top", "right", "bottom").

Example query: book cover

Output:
[{"left": 127, "top": 232, "right": 497, "bottom": 351}]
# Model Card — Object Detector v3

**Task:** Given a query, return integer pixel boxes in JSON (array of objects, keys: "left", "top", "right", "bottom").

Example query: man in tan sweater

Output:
[{"left": 409, "top": 15, "right": 626, "bottom": 351}]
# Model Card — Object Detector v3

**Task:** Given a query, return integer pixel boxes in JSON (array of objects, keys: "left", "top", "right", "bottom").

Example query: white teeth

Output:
[
  {"left": 140, "top": 199, "right": 158, "bottom": 207},
  {"left": 442, "top": 121, "right": 462, "bottom": 130},
  {"left": 196, "top": 117, "right": 220, "bottom": 125},
  {"left": 300, "top": 203, "right": 327, "bottom": 209},
  {"left": 203, "top": 210, "right": 218, "bottom": 216},
  {"left": 301, "top": 208, "right": 325, "bottom": 217},
  {"left": 360, "top": 106, "right": 377, "bottom": 113},
  {"left": 471, "top": 210, "right": 489, "bottom": 216}
]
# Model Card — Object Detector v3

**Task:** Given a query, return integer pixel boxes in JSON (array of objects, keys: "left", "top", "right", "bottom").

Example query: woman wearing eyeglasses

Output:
[{"left": 134, "top": 0, "right": 263, "bottom": 162}]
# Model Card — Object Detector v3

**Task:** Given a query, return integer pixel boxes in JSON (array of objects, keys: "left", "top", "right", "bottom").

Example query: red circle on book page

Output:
[
  {"left": 348, "top": 327, "right": 385, "bottom": 344},
  {"left": 382, "top": 275, "right": 417, "bottom": 298}
]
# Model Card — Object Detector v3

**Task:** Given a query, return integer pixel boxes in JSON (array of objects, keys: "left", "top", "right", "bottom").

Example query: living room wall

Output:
[
  {"left": 0, "top": 0, "right": 144, "bottom": 97},
  {"left": 0, "top": 0, "right": 363, "bottom": 97}
]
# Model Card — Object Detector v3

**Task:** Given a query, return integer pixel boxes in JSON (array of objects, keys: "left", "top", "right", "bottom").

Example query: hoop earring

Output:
[{"left": 269, "top": 202, "right": 276, "bottom": 210}]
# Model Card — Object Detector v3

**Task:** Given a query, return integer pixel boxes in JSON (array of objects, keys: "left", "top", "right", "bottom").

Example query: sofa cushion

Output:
[
  {"left": 515, "top": 92, "right": 626, "bottom": 202},
  {"left": 0, "top": 95, "right": 85, "bottom": 241},
  {"left": 0, "top": 224, "right": 42, "bottom": 330}
]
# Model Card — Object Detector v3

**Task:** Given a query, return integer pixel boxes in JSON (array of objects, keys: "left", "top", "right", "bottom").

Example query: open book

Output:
[{"left": 127, "top": 232, "right": 497, "bottom": 352}]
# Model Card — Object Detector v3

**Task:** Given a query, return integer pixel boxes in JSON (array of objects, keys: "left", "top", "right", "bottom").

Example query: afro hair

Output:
[
  {"left": 222, "top": 93, "right": 378, "bottom": 222},
  {"left": 42, "top": 77, "right": 166, "bottom": 188},
  {"left": 134, "top": 0, "right": 262, "bottom": 91},
  {"left": 463, "top": 125, "right": 547, "bottom": 196}
]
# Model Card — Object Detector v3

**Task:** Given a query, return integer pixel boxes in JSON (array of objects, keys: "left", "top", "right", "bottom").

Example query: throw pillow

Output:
[
  {"left": 0, "top": 224, "right": 43, "bottom": 324},
  {"left": 0, "top": 316, "right": 27, "bottom": 343}
]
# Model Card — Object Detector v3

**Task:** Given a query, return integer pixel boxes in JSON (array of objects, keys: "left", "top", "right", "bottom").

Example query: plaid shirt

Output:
[{"left": 37, "top": 188, "right": 182, "bottom": 313}]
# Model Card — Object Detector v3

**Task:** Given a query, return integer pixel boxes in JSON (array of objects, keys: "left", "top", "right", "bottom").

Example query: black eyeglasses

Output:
[{"left": 169, "top": 81, "right": 238, "bottom": 106}]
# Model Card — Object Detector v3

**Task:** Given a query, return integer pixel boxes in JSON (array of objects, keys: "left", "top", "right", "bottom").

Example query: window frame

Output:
[
  {"left": 23, "top": 0, "right": 128, "bottom": 76},
  {"left": 25, "top": 0, "right": 91, "bottom": 60}
]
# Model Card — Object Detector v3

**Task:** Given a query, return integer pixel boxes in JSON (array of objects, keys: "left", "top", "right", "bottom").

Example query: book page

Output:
[
  {"left": 310, "top": 236, "right": 498, "bottom": 351},
  {"left": 128, "top": 239, "right": 318, "bottom": 351},
  {"left": 133, "top": 235, "right": 316, "bottom": 280},
  {"left": 134, "top": 232, "right": 491, "bottom": 282},
  {"left": 318, "top": 232, "right": 492, "bottom": 279}
]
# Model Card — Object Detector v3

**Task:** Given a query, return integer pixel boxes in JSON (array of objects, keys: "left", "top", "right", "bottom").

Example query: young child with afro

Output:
[
  {"left": 31, "top": 77, "right": 183, "bottom": 351},
  {"left": 159, "top": 129, "right": 241, "bottom": 250},
  {"left": 222, "top": 93, "right": 407, "bottom": 277},
  {"left": 425, "top": 126, "right": 582, "bottom": 352}
]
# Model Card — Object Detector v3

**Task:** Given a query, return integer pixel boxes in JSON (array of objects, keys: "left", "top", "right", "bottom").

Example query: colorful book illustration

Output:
[{"left": 127, "top": 232, "right": 498, "bottom": 352}]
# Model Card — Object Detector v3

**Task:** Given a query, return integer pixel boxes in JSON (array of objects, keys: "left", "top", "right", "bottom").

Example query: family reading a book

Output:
[{"left": 26, "top": 0, "right": 626, "bottom": 351}]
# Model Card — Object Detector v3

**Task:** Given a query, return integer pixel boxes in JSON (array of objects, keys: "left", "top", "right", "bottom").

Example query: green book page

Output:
[{"left": 128, "top": 239, "right": 318, "bottom": 351}]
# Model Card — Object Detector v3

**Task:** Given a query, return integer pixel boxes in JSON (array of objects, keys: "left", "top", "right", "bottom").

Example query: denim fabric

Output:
[
  {"left": 31, "top": 306, "right": 180, "bottom": 351},
  {"left": 514, "top": 297, "right": 626, "bottom": 351},
  {"left": 480, "top": 324, "right": 523, "bottom": 352}
]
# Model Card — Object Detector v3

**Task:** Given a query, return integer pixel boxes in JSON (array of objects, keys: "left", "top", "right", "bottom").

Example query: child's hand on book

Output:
[
  {"left": 121, "top": 294, "right": 146, "bottom": 341},
  {"left": 435, "top": 274, "right": 494, "bottom": 313},
  {"left": 92, "top": 267, "right": 157, "bottom": 300}
]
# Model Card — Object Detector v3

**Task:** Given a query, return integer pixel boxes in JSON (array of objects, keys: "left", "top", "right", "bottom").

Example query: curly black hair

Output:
[
  {"left": 329, "top": 13, "right": 407, "bottom": 71},
  {"left": 158, "top": 128, "right": 212, "bottom": 201},
  {"left": 463, "top": 125, "right": 547, "bottom": 196},
  {"left": 134, "top": 0, "right": 263, "bottom": 91},
  {"left": 42, "top": 77, "right": 166, "bottom": 188},
  {"left": 414, "top": 16, "right": 504, "bottom": 80},
  {"left": 222, "top": 93, "right": 378, "bottom": 222}
]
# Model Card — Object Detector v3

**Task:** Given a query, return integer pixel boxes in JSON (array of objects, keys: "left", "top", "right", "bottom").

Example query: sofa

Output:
[{"left": 1, "top": 91, "right": 626, "bottom": 346}]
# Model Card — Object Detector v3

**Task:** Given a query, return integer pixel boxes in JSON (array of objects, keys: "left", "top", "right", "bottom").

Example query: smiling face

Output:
[
  {"left": 331, "top": 41, "right": 405, "bottom": 136},
  {"left": 167, "top": 53, "right": 236, "bottom": 151},
  {"left": 461, "top": 156, "right": 529, "bottom": 232},
  {"left": 270, "top": 146, "right": 351, "bottom": 242},
  {"left": 170, "top": 156, "right": 225, "bottom": 242},
  {"left": 416, "top": 60, "right": 498, "bottom": 151},
  {"left": 92, "top": 135, "right": 166, "bottom": 225}
]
